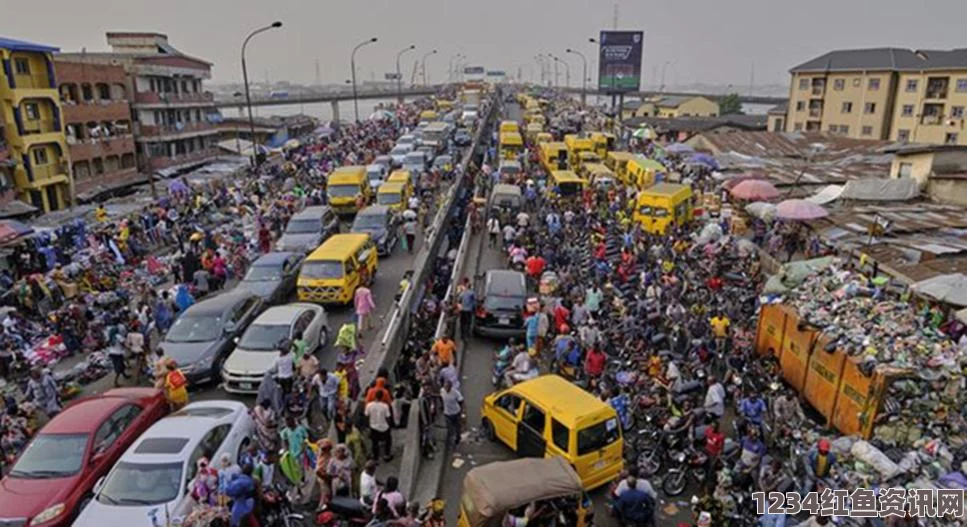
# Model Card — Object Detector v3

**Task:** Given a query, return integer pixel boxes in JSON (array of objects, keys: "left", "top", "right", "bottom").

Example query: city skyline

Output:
[{"left": 6, "top": 0, "right": 967, "bottom": 89}]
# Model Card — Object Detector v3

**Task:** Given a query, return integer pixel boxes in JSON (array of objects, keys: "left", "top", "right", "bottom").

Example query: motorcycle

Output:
[
  {"left": 491, "top": 344, "right": 514, "bottom": 386},
  {"left": 261, "top": 483, "right": 308, "bottom": 527},
  {"left": 660, "top": 447, "right": 709, "bottom": 496}
]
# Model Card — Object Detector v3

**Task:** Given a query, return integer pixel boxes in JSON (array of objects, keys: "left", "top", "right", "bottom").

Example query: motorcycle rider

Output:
[
  {"left": 738, "top": 390, "right": 768, "bottom": 437},
  {"left": 773, "top": 390, "right": 806, "bottom": 428},
  {"left": 225, "top": 463, "right": 258, "bottom": 527},
  {"left": 702, "top": 375, "right": 726, "bottom": 424},
  {"left": 612, "top": 475, "right": 656, "bottom": 526},
  {"left": 503, "top": 347, "right": 536, "bottom": 387}
]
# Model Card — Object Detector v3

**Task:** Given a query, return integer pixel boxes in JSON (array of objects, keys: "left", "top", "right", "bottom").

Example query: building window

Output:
[
  {"left": 23, "top": 102, "right": 40, "bottom": 120},
  {"left": 864, "top": 102, "right": 877, "bottom": 114},
  {"left": 798, "top": 78, "right": 809, "bottom": 90},
  {"left": 952, "top": 106, "right": 965, "bottom": 118},
  {"left": 793, "top": 122, "right": 803, "bottom": 131},
  {"left": 853, "top": 78, "right": 861, "bottom": 87},
  {"left": 841, "top": 102, "right": 853, "bottom": 113},
  {"left": 868, "top": 78, "right": 880, "bottom": 90},
  {"left": 833, "top": 79, "right": 845, "bottom": 91},
  {"left": 906, "top": 79, "right": 918, "bottom": 92},
  {"left": 32, "top": 149, "right": 49, "bottom": 165},
  {"left": 897, "top": 129, "right": 910, "bottom": 141},
  {"left": 957, "top": 79, "right": 967, "bottom": 92},
  {"left": 827, "top": 124, "right": 837, "bottom": 133},
  {"left": 839, "top": 125, "right": 849, "bottom": 135},
  {"left": 946, "top": 133, "right": 959, "bottom": 144},
  {"left": 795, "top": 101, "right": 805, "bottom": 112},
  {"left": 13, "top": 58, "right": 30, "bottom": 75},
  {"left": 898, "top": 162, "right": 912, "bottom": 178},
  {"left": 901, "top": 105, "right": 914, "bottom": 117},
  {"left": 862, "top": 126, "right": 873, "bottom": 136}
]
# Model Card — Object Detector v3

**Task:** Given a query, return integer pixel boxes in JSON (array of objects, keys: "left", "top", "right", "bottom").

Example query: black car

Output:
[
  {"left": 351, "top": 205, "right": 400, "bottom": 256},
  {"left": 159, "top": 290, "right": 263, "bottom": 385},
  {"left": 237, "top": 252, "right": 305, "bottom": 304},
  {"left": 474, "top": 269, "right": 528, "bottom": 338},
  {"left": 454, "top": 128, "right": 473, "bottom": 147}
]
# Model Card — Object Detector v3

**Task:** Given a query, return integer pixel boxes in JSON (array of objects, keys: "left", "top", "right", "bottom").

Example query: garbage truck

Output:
[{"left": 755, "top": 303, "right": 915, "bottom": 439}]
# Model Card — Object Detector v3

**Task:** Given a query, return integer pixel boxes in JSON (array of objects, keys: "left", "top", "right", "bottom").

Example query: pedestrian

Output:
[
  {"left": 313, "top": 367, "right": 340, "bottom": 421},
  {"left": 162, "top": 359, "right": 189, "bottom": 411},
  {"left": 24, "top": 367, "right": 61, "bottom": 425},
  {"left": 703, "top": 421, "right": 725, "bottom": 492},
  {"left": 364, "top": 390, "right": 393, "bottom": 462},
  {"left": 106, "top": 335, "right": 130, "bottom": 387},
  {"left": 702, "top": 375, "right": 726, "bottom": 423},
  {"left": 354, "top": 283, "right": 376, "bottom": 333},
  {"left": 252, "top": 398, "right": 280, "bottom": 452},
  {"left": 487, "top": 214, "right": 500, "bottom": 248},
  {"left": 457, "top": 283, "right": 476, "bottom": 338},
  {"left": 403, "top": 216, "right": 417, "bottom": 254},
  {"left": 275, "top": 344, "right": 296, "bottom": 397},
  {"left": 441, "top": 380, "right": 464, "bottom": 447}
]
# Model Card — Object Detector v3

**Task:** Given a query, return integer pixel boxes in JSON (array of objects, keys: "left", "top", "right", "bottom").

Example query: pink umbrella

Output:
[
  {"left": 776, "top": 199, "right": 829, "bottom": 221},
  {"left": 730, "top": 179, "right": 780, "bottom": 201}
]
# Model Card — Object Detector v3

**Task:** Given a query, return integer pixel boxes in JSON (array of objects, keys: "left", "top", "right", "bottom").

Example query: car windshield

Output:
[
  {"left": 97, "top": 461, "right": 182, "bottom": 506},
  {"left": 377, "top": 193, "right": 401, "bottom": 205},
  {"left": 484, "top": 295, "right": 524, "bottom": 311},
  {"left": 165, "top": 314, "right": 221, "bottom": 343},
  {"left": 285, "top": 219, "right": 320, "bottom": 234},
  {"left": 353, "top": 214, "right": 386, "bottom": 230},
  {"left": 244, "top": 264, "right": 281, "bottom": 282},
  {"left": 239, "top": 323, "right": 291, "bottom": 351},
  {"left": 328, "top": 185, "right": 360, "bottom": 198},
  {"left": 390, "top": 146, "right": 410, "bottom": 155},
  {"left": 654, "top": 208, "right": 670, "bottom": 218},
  {"left": 301, "top": 260, "right": 344, "bottom": 280},
  {"left": 9, "top": 433, "right": 88, "bottom": 478}
]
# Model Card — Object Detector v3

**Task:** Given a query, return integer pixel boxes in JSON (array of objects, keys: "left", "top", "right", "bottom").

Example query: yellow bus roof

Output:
[
  {"left": 499, "top": 132, "right": 523, "bottom": 144},
  {"left": 510, "top": 375, "right": 615, "bottom": 428},
  {"left": 641, "top": 183, "right": 692, "bottom": 197},
  {"left": 542, "top": 141, "right": 567, "bottom": 151},
  {"left": 332, "top": 165, "right": 365, "bottom": 174},
  {"left": 378, "top": 182, "right": 405, "bottom": 193},
  {"left": 329, "top": 171, "right": 365, "bottom": 185},
  {"left": 307, "top": 233, "right": 370, "bottom": 261},
  {"left": 551, "top": 170, "right": 583, "bottom": 182},
  {"left": 500, "top": 120, "right": 519, "bottom": 128},
  {"left": 388, "top": 170, "right": 411, "bottom": 181},
  {"left": 607, "top": 151, "right": 636, "bottom": 161}
]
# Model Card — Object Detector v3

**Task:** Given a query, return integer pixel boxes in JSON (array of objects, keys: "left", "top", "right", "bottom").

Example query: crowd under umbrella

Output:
[
  {"left": 730, "top": 179, "right": 780, "bottom": 201},
  {"left": 687, "top": 152, "right": 719, "bottom": 170},
  {"left": 775, "top": 199, "right": 829, "bottom": 221}
]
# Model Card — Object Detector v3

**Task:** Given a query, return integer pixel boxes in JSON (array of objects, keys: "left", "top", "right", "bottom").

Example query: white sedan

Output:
[
  {"left": 222, "top": 303, "right": 329, "bottom": 394},
  {"left": 74, "top": 401, "right": 255, "bottom": 526}
]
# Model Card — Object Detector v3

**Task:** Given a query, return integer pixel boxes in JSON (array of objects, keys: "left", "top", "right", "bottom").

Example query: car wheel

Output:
[{"left": 481, "top": 418, "right": 496, "bottom": 441}]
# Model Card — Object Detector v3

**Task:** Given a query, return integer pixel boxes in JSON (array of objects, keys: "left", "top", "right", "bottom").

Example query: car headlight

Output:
[
  {"left": 33, "top": 503, "right": 66, "bottom": 524},
  {"left": 191, "top": 355, "right": 215, "bottom": 372}
]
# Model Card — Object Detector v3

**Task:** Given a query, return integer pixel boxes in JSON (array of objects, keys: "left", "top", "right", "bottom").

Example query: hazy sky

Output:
[{"left": 6, "top": 0, "right": 967, "bottom": 89}]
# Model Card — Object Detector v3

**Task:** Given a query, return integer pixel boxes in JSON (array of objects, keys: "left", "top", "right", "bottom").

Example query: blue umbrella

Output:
[
  {"left": 688, "top": 153, "right": 719, "bottom": 170},
  {"left": 665, "top": 142, "right": 695, "bottom": 154}
]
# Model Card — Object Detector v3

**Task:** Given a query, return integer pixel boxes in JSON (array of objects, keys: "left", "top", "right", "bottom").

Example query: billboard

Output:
[{"left": 597, "top": 30, "right": 643, "bottom": 92}]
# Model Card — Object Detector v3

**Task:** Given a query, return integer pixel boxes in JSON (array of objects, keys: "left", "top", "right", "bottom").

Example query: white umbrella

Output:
[{"left": 745, "top": 201, "right": 777, "bottom": 221}]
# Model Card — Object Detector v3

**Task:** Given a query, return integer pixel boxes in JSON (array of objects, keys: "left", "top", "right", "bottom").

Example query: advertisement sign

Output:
[
  {"left": 384, "top": 72, "right": 401, "bottom": 81},
  {"left": 597, "top": 30, "right": 643, "bottom": 92}
]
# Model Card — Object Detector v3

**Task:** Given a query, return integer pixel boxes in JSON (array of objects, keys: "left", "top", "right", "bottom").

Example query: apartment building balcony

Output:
[
  {"left": 136, "top": 121, "right": 217, "bottom": 140},
  {"left": 808, "top": 109, "right": 823, "bottom": 119},
  {"left": 14, "top": 161, "right": 70, "bottom": 191},
  {"left": 133, "top": 91, "right": 214, "bottom": 106},
  {"left": 810, "top": 86, "right": 825, "bottom": 97},
  {"left": 144, "top": 148, "right": 219, "bottom": 172},
  {"left": 68, "top": 135, "right": 135, "bottom": 162},
  {"left": 62, "top": 100, "right": 132, "bottom": 123},
  {"left": 17, "top": 119, "right": 65, "bottom": 149}
]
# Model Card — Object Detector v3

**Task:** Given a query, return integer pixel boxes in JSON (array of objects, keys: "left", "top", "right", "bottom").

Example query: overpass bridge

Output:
[
  {"left": 214, "top": 86, "right": 440, "bottom": 120},
  {"left": 559, "top": 86, "right": 787, "bottom": 106}
]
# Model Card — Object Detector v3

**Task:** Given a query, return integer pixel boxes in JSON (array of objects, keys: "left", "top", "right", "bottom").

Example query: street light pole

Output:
[
  {"left": 241, "top": 20, "right": 282, "bottom": 168},
  {"left": 448, "top": 53, "right": 460, "bottom": 82},
  {"left": 552, "top": 55, "right": 570, "bottom": 89},
  {"left": 421, "top": 49, "right": 438, "bottom": 86},
  {"left": 395, "top": 45, "right": 416, "bottom": 104},
  {"left": 351, "top": 37, "right": 378, "bottom": 122},
  {"left": 566, "top": 49, "right": 587, "bottom": 105}
]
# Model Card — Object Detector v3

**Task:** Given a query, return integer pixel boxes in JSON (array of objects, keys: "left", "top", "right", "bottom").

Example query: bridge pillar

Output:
[{"left": 330, "top": 100, "right": 340, "bottom": 123}]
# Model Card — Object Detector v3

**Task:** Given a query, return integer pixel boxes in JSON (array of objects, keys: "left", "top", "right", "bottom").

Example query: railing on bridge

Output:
[{"left": 213, "top": 85, "right": 440, "bottom": 108}]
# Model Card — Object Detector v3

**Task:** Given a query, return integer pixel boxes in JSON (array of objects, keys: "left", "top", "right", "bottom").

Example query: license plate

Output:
[
  {"left": 239, "top": 382, "right": 253, "bottom": 390},
  {"left": 498, "top": 317, "right": 510, "bottom": 325}
]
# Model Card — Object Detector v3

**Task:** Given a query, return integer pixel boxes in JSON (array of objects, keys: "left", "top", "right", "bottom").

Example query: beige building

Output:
[
  {"left": 784, "top": 48, "right": 967, "bottom": 146},
  {"left": 767, "top": 103, "right": 787, "bottom": 132},
  {"left": 653, "top": 95, "right": 718, "bottom": 118},
  {"left": 886, "top": 143, "right": 967, "bottom": 206}
]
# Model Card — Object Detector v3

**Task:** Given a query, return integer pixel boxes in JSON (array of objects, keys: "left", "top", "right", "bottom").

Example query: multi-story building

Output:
[
  {"left": 0, "top": 37, "right": 72, "bottom": 212},
  {"left": 59, "top": 32, "right": 220, "bottom": 176},
  {"left": 784, "top": 48, "right": 967, "bottom": 145},
  {"left": 55, "top": 59, "right": 138, "bottom": 201}
]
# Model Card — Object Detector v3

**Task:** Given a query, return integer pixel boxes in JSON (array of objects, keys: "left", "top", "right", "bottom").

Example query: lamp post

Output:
[
  {"left": 536, "top": 54, "right": 550, "bottom": 86},
  {"left": 241, "top": 20, "right": 282, "bottom": 167},
  {"left": 566, "top": 48, "right": 587, "bottom": 105},
  {"left": 421, "top": 49, "right": 438, "bottom": 86},
  {"left": 448, "top": 53, "right": 460, "bottom": 82},
  {"left": 396, "top": 45, "right": 415, "bottom": 103},
  {"left": 552, "top": 55, "right": 570, "bottom": 89},
  {"left": 351, "top": 37, "right": 378, "bottom": 122}
]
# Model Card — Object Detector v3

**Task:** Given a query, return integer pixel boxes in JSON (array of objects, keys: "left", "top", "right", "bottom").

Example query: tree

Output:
[{"left": 719, "top": 93, "right": 743, "bottom": 115}]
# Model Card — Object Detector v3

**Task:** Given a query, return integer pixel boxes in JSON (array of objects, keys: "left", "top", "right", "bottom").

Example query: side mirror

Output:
[
  {"left": 224, "top": 322, "right": 238, "bottom": 335},
  {"left": 94, "top": 476, "right": 106, "bottom": 494},
  {"left": 90, "top": 449, "right": 106, "bottom": 465}
]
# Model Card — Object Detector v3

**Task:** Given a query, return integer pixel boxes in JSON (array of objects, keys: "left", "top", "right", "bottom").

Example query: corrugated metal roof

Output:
[
  {"left": 790, "top": 48, "right": 967, "bottom": 73},
  {"left": 0, "top": 37, "right": 58, "bottom": 54}
]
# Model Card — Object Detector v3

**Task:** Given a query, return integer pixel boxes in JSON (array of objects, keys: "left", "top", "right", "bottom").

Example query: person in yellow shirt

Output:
[
  {"left": 163, "top": 360, "right": 189, "bottom": 411},
  {"left": 94, "top": 204, "right": 108, "bottom": 223},
  {"left": 709, "top": 312, "right": 731, "bottom": 353}
]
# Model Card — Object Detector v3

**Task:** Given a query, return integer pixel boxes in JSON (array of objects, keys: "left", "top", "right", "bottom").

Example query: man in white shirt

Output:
[
  {"left": 516, "top": 211, "right": 530, "bottom": 229},
  {"left": 364, "top": 391, "right": 394, "bottom": 461},
  {"left": 274, "top": 346, "right": 295, "bottom": 396},
  {"left": 487, "top": 216, "right": 501, "bottom": 248},
  {"left": 359, "top": 460, "right": 379, "bottom": 505},
  {"left": 408, "top": 195, "right": 421, "bottom": 211},
  {"left": 703, "top": 376, "right": 726, "bottom": 421},
  {"left": 502, "top": 224, "right": 517, "bottom": 247}
]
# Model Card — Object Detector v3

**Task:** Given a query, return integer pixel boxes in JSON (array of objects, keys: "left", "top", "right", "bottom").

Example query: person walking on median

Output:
[
  {"left": 441, "top": 380, "right": 464, "bottom": 447},
  {"left": 354, "top": 282, "right": 377, "bottom": 333},
  {"left": 457, "top": 283, "right": 476, "bottom": 338},
  {"left": 365, "top": 390, "right": 394, "bottom": 462}
]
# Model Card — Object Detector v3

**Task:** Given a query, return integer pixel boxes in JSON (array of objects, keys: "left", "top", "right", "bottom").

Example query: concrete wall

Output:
[{"left": 928, "top": 177, "right": 967, "bottom": 206}]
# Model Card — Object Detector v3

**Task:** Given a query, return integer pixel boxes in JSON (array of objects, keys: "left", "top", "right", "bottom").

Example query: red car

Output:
[{"left": 0, "top": 387, "right": 168, "bottom": 526}]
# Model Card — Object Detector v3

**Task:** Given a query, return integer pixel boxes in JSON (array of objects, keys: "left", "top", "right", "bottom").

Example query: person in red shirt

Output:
[
  {"left": 706, "top": 276, "right": 724, "bottom": 291},
  {"left": 525, "top": 254, "right": 546, "bottom": 278},
  {"left": 552, "top": 303, "right": 570, "bottom": 333},
  {"left": 584, "top": 346, "right": 606, "bottom": 380},
  {"left": 703, "top": 421, "right": 725, "bottom": 491}
]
